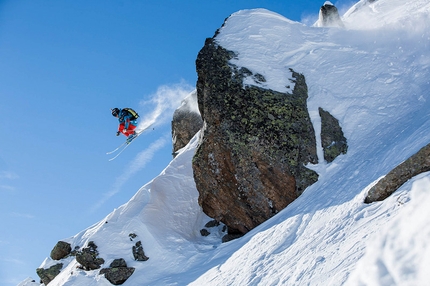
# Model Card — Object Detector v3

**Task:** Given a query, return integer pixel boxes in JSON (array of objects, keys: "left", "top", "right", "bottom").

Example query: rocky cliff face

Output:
[
  {"left": 171, "top": 91, "right": 203, "bottom": 157},
  {"left": 192, "top": 37, "right": 319, "bottom": 235}
]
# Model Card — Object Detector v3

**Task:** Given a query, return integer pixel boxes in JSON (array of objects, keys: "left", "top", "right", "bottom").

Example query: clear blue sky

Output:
[{"left": 0, "top": 0, "right": 354, "bottom": 284}]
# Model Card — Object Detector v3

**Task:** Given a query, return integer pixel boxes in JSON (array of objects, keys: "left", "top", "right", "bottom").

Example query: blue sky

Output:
[{"left": 0, "top": 0, "right": 354, "bottom": 284}]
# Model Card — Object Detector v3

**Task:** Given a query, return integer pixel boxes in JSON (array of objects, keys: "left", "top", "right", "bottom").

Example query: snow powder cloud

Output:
[{"left": 137, "top": 81, "right": 195, "bottom": 131}]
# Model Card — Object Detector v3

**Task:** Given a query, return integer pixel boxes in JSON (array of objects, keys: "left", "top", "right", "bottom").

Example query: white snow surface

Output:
[{"left": 23, "top": 0, "right": 430, "bottom": 285}]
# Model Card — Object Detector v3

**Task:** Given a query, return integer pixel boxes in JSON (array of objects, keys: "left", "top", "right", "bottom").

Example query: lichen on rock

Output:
[
  {"left": 75, "top": 241, "right": 105, "bottom": 270},
  {"left": 36, "top": 263, "right": 63, "bottom": 285},
  {"left": 50, "top": 241, "right": 72, "bottom": 260},
  {"left": 319, "top": 107, "right": 348, "bottom": 163},
  {"left": 193, "top": 37, "right": 318, "bottom": 235},
  {"left": 100, "top": 258, "right": 135, "bottom": 285}
]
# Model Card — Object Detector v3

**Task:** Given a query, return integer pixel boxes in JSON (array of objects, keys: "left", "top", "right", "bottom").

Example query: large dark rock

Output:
[
  {"left": 365, "top": 143, "right": 430, "bottom": 203},
  {"left": 36, "top": 263, "right": 63, "bottom": 285},
  {"left": 172, "top": 90, "right": 203, "bottom": 157},
  {"left": 75, "top": 241, "right": 105, "bottom": 270},
  {"left": 318, "top": 2, "right": 344, "bottom": 27},
  {"left": 100, "top": 259, "right": 135, "bottom": 285},
  {"left": 50, "top": 241, "right": 71, "bottom": 260},
  {"left": 193, "top": 37, "right": 318, "bottom": 235},
  {"left": 319, "top": 107, "right": 348, "bottom": 162}
]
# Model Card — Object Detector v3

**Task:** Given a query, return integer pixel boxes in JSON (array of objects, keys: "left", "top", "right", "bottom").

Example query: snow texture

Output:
[{"left": 22, "top": 0, "right": 430, "bottom": 285}]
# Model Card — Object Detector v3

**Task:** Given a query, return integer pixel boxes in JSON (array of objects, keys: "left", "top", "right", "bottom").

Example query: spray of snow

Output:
[
  {"left": 343, "top": 0, "right": 430, "bottom": 31},
  {"left": 176, "top": 90, "right": 200, "bottom": 114},
  {"left": 95, "top": 82, "right": 195, "bottom": 211},
  {"left": 136, "top": 81, "right": 195, "bottom": 132}
]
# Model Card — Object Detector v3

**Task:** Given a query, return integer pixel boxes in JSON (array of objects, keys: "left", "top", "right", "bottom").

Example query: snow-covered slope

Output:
[{"left": 24, "top": 0, "right": 430, "bottom": 285}]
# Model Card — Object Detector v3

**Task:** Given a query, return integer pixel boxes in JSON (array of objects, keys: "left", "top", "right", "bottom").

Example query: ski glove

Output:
[{"left": 116, "top": 131, "right": 121, "bottom": 136}]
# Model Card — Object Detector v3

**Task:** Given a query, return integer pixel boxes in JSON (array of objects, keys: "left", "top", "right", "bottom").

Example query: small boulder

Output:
[
  {"left": 36, "top": 263, "right": 63, "bottom": 285},
  {"left": 132, "top": 241, "right": 149, "bottom": 261},
  {"left": 100, "top": 259, "right": 135, "bottom": 285},
  {"left": 200, "top": 229, "right": 210, "bottom": 236},
  {"left": 75, "top": 241, "right": 105, "bottom": 270},
  {"left": 109, "top": 258, "right": 127, "bottom": 268},
  {"left": 128, "top": 233, "right": 137, "bottom": 241},
  {"left": 204, "top": 220, "right": 220, "bottom": 228},
  {"left": 50, "top": 241, "right": 72, "bottom": 260}
]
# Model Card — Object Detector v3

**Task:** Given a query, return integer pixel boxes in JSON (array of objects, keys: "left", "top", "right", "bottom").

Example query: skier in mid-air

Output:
[{"left": 111, "top": 108, "right": 139, "bottom": 143}]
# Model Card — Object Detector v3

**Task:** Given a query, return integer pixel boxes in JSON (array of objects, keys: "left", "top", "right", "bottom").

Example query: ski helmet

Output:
[{"left": 111, "top": 108, "right": 120, "bottom": 117}]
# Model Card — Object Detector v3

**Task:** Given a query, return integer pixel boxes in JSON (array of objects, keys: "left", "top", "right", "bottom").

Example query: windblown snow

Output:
[{"left": 21, "top": 0, "right": 430, "bottom": 285}]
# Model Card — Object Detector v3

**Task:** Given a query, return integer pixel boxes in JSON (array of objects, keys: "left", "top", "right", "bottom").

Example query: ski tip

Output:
[{"left": 108, "top": 154, "right": 120, "bottom": 161}]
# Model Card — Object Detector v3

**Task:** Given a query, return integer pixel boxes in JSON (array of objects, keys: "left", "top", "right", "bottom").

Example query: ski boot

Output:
[{"left": 126, "top": 132, "right": 137, "bottom": 144}]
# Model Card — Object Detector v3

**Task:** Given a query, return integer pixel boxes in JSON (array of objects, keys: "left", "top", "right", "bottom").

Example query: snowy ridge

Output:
[
  {"left": 343, "top": 0, "right": 430, "bottom": 30},
  {"left": 24, "top": 0, "right": 430, "bottom": 285}
]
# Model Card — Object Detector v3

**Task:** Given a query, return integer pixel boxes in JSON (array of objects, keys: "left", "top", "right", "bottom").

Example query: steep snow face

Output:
[
  {"left": 27, "top": 0, "right": 430, "bottom": 285},
  {"left": 345, "top": 174, "right": 430, "bottom": 285},
  {"left": 37, "top": 136, "right": 223, "bottom": 286}
]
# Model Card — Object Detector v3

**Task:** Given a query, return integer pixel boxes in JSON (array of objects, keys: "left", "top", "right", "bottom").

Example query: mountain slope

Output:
[{"left": 25, "top": 0, "right": 430, "bottom": 285}]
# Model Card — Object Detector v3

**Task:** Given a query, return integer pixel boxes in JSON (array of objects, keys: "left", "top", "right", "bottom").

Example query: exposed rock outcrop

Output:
[
  {"left": 75, "top": 241, "right": 105, "bottom": 270},
  {"left": 319, "top": 107, "right": 348, "bottom": 162},
  {"left": 365, "top": 143, "right": 430, "bottom": 203},
  {"left": 50, "top": 241, "right": 71, "bottom": 260},
  {"left": 36, "top": 241, "right": 73, "bottom": 283},
  {"left": 193, "top": 37, "right": 318, "bottom": 235},
  {"left": 318, "top": 1, "right": 345, "bottom": 27},
  {"left": 172, "top": 90, "right": 203, "bottom": 157},
  {"left": 100, "top": 258, "right": 135, "bottom": 285},
  {"left": 132, "top": 241, "right": 149, "bottom": 261},
  {"left": 36, "top": 263, "right": 63, "bottom": 285}
]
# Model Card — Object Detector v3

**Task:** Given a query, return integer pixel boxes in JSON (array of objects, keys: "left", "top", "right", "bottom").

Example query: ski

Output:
[
  {"left": 108, "top": 141, "right": 132, "bottom": 161},
  {"left": 106, "top": 134, "right": 137, "bottom": 155},
  {"left": 106, "top": 141, "right": 128, "bottom": 155},
  {"left": 107, "top": 124, "right": 153, "bottom": 161}
]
